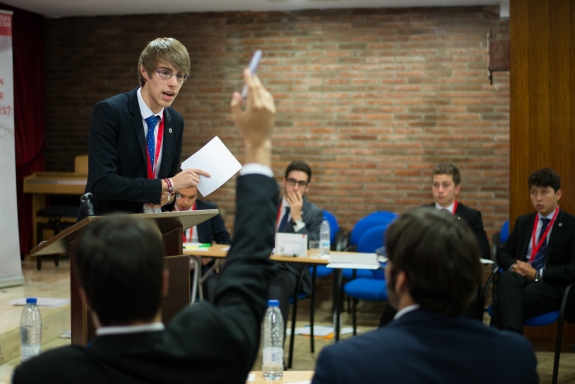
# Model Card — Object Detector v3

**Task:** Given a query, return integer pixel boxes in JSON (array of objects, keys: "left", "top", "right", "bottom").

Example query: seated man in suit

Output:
[
  {"left": 312, "top": 207, "right": 538, "bottom": 384},
  {"left": 379, "top": 162, "right": 490, "bottom": 326},
  {"left": 490, "top": 168, "right": 575, "bottom": 333},
  {"left": 271, "top": 160, "right": 323, "bottom": 328},
  {"left": 174, "top": 185, "right": 231, "bottom": 299},
  {"left": 13, "top": 69, "right": 278, "bottom": 383}
]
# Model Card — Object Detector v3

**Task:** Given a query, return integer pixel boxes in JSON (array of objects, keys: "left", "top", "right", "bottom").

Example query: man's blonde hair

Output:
[{"left": 138, "top": 37, "right": 190, "bottom": 87}]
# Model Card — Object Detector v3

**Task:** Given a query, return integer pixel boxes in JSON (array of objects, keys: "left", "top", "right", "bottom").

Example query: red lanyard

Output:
[
  {"left": 529, "top": 206, "right": 559, "bottom": 262},
  {"left": 177, "top": 203, "right": 196, "bottom": 242},
  {"left": 452, "top": 201, "right": 458, "bottom": 215},
  {"left": 146, "top": 114, "right": 164, "bottom": 179}
]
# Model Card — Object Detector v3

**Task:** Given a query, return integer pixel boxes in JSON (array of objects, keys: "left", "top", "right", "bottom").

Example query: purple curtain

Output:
[{"left": 0, "top": 3, "right": 45, "bottom": 255}]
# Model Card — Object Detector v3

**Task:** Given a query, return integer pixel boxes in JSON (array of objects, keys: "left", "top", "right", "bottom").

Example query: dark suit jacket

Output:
[
  {"left": 428, "top": 202, "right": 491, "bottom": 260},
  {"left": 78, "top": 88, "right": 183, "bottom": 221},
  {"left": 14, "top": 174, "right": 278, "bottom": 384},
  {"left": 313, "top": 308, "right": 538, "bottom": 384},
  {"left": 195, "top": 199, "right": 231, "bottom": 245},
  {"left": 277, "top": 198, "right": 323, "bottom": 295},
  {"left": 497, "top": 209, "right": 575, "bottom": 286}
]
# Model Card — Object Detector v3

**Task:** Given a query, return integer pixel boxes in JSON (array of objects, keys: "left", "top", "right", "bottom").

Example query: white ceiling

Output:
[{"left": 1, "top": 0, "right": 508, "bottom": 19}]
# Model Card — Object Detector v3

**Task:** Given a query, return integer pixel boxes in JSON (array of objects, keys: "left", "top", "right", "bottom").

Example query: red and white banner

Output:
[{"left": 0, "top": 10, "right": 23, "bottom": 288}]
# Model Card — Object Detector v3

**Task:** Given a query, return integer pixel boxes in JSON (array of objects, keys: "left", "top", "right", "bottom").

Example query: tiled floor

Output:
[{"left": 1, "top": 258, "right": 574, "bottom": 383}]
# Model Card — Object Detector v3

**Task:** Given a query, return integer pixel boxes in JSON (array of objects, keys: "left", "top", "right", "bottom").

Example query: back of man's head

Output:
[
  {"left": 75, "top": 216, "right": 166, "bottom": 326},
  {"left": 385, "top": 207, "right": 481, "bottom": 317}
]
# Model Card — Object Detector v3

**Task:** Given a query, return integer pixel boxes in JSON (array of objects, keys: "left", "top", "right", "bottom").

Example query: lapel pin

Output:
[
  {"left": 169, "top": 128, "right": 172, "bottom": 133},
  {"left": 559, "top": 222, "right": 563, "bottom": 227}
]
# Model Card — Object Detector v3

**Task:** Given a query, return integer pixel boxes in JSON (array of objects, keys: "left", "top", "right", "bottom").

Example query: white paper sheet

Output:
[
  {"left": 327, "top": 263, "right": 379, "bottom": 270},
  {"left": 180, "top": 136, "right": 242, "bottom": 197}
]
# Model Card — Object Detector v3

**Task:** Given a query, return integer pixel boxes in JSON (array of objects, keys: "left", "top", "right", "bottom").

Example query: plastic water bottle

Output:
[
  {"left": 20, "top": 297, "right": 42, "bottom": 362},
  {"left": 320, "top": 219, "right": 330, "bottom": 256},
  {"left": 262, "top": 299, "right": 283, "bottom": 380}
]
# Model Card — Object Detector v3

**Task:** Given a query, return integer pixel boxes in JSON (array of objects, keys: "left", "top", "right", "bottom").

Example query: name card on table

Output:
[{"left": 275, "top": 233, "right": 307, "bottom": 257}]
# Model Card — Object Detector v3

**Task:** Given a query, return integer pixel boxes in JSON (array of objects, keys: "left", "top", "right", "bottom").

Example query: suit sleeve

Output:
[
  {"left": 288, "top": 204, "right": 323, "bottom": 241},
  {"left": 469, "top": 210, "right": 491, "bottom": 260},
  {"left": 542, "top": 216, "right": 575, "bottom": 285},
  {"left": 192, "top": 174, "right": 277, "bottom": 370},
  {"left": 210, "top": 212, "right": 232, "bottom": 245},
  {"left": 497, "top": 217, "right": 521, "bottom": 270},
  {"left": 88, "top": 101, "right": 162, "bottom": 204},
  {"left": 312, "top": 347, "right": 342, "bottom": 384}
]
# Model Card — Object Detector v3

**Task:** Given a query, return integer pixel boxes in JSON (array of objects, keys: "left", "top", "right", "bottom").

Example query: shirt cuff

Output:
[
  {"left": 240, "top": 163, "right": 274, "bottom": 178},
  {"left": 539, "top": 268, "right": 543, "bottom": 281},
  {"left": 293, "top": 219, "right": 306, "bottom": 232}
]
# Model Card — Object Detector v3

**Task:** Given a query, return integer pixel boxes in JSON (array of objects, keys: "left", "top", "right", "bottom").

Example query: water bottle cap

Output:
[
  {"left": 26, "top": 298, "right": 37, "bottom": 304},
  {"left": 267, "top": 299, "right": 280, "bottom": 307}
]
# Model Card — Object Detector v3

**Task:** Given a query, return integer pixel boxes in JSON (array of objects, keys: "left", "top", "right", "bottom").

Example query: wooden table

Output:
[
  {"left": 248, "top": 370, "right": 313, "bottom": 383},
  {"left": 23, "top": 171, "right": 87, "bottom": 247}
]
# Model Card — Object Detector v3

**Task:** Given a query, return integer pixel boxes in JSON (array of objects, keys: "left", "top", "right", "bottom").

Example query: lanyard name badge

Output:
[
  {"left": 144, "top": 114, "right": 165, "bottom": 214},
  {"left": 529, "top": 206, "right": 559, "bottom": 262}
]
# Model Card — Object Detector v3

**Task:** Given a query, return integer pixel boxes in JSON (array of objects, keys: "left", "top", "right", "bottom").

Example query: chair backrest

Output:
[
  {"left": 500, "top": 220, "right": 509, "bottom": 244},
  {"left": 350, "top": 211, "right": 398, "bottom": 246},
  {"left": 322, "top": 210, "right": 339, "bottom": 244},
  {"left": 357, "top": 224, "right": 389, "bottom": 280}
]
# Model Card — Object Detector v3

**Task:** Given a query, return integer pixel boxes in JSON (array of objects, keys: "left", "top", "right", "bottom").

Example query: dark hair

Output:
[
  {"left": 284, "top": 161, "right": 312, "bottom": 183},
  {"left": 385, "top": 207, "right": 481, "bottom": 317},
  {"left": 75, "top": 216, "right": 165, "bottom": 326},
  {"left": 528, "top": 168, "right": 561, "bottom": 192},
  {"left": 432, "top": 163, "right": 461, "bottom": 185}
]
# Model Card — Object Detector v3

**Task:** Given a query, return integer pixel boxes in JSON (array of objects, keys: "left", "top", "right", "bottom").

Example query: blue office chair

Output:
[
  {"left": 343, "top": 211, "right": 398, "bottom": 280},
  {"left": 343, "top": 225, "right": 389, "bottom": 335},
  {"left": 481, "top": 265, "right": 575, "bottom": 384}
]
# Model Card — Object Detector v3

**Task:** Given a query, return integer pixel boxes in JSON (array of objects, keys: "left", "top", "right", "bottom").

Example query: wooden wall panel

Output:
[{"left": 510, "top": 0, "right": 575, "bottom": 351}]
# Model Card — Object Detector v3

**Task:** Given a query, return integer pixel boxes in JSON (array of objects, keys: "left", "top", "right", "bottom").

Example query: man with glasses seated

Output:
[
  {"left": 78, "top": 37, "right": 209, "bottom": 220},
  {"left": 271, "top": 161, "right": 323, "bottom": 331}
]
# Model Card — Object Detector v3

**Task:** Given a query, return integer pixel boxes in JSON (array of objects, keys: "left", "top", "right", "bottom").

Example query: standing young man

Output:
[
  {"left": 379, "top": 162, "right": 490, "bottom": 326},
  {"left": 14, "top": 68, "right": 278, "bottom": 384},
  {"left": 78, "top": 37, "right": 209, "bottom": 220},
  {"left": 271, "top": 161, "right": 323, "bottom": 327},
  {"left": 490, "top": 168, "right": 575, "bottom": 333}
]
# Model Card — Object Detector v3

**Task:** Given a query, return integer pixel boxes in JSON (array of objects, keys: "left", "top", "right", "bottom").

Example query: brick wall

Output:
[{"left": 44, "top": 6, "right": 510, "bottom": 240}]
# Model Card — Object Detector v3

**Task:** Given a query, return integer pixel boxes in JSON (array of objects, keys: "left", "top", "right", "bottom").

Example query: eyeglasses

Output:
[
  {"left": 286, "top": 178, "right": 308, "bottom": 188},
  {"left": 155, "top": 70, "right": 189, "bottom": 82}
]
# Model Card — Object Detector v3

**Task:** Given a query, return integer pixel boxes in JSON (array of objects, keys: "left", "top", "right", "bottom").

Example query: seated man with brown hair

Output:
[{"left": 312, "top": 207, "right": 537, "bottom": 384}]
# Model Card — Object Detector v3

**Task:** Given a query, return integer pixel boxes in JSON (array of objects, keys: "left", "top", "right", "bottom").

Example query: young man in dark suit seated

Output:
[
  {"left": 490, "top": 168, "right": 575, "bottom": 333},
  {"left": 312, "top": 208, "right": 538, "bottom": 384},
  {"left": 379, "top": 162, "right": 490, "bottom": 326},
  {"left": 175, "top": 185, "right": 231, "bottom": 299},
  {"left": 13, "top": 69, "right": 278, "bottom": 384}
]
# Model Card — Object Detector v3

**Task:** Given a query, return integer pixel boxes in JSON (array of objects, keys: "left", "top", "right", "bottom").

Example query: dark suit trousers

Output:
[
  {"left": 268, "top": 269, "right": 298, "bottom": 337},
  {"left": 490, "top": 271, "right": 566, "bottom": 333}
]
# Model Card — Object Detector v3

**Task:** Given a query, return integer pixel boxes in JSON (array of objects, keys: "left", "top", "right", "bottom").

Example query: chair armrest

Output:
[
  {"left": 479, "top": 264, "right": 500, "bottom": 314},
  {"left": 491, "top": 231, "right": 501, "bottom": 263}
]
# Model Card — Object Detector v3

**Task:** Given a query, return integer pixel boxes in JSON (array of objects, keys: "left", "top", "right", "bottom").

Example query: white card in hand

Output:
[{"left": 180, "top": 136, "right": 242, "bottom": 197}]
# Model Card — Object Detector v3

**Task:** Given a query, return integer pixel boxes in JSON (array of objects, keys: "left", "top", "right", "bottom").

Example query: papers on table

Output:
[
  {"left": 480, "top": 259, "right": 495, "bottom": 265},
  {"left": 327, "top": 252, "right": 380, "bottom": 270},
  {"left": 287, "top": 325, "right": 355, "bottom": 339},
  {"left": 275, "top": 233, "right": 307, "bottom": 257},
  {"left": 183, "top": 242, "right": 211, "bottom": 251},
  {"left": 10, "top": 298, "right": 69, "bottom": 307},
  {"left": 180, "top": 136, "right": 242, "bottom": 197}
]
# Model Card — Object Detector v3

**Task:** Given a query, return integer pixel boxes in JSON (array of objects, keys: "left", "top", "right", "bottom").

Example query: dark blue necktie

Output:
[
  {"left": 145, "top": 115, "right": 159, "bottom": 169},
  {"left": 277, "top": 206, "right": 290, "bottom": 232},
  {"left": 531, "top": 218, "right": 551, "bottom": 269}
]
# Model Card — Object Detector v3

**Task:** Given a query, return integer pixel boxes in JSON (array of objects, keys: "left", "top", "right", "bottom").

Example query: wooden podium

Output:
[{"left": 29, "top": 210, "right": 218, "bottom": 345}]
